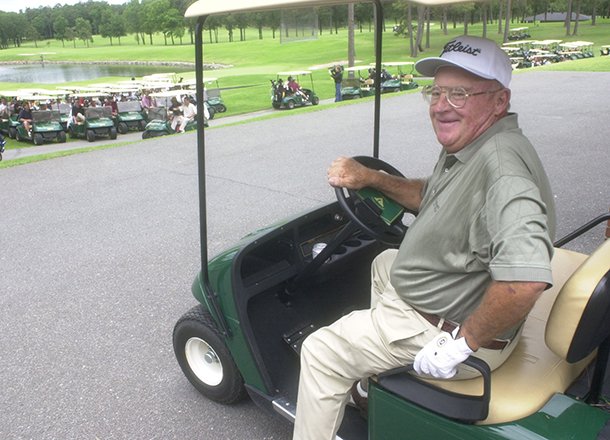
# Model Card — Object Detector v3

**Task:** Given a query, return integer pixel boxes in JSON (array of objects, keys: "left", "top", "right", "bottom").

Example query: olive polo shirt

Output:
[{"left": 389, "top": 113, "right": 556, "bottom": 329}]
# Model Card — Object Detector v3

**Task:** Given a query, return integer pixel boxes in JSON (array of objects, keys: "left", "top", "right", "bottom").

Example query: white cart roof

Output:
[{"left": 186, "top": 0, "right": 472, "bottom": 17}]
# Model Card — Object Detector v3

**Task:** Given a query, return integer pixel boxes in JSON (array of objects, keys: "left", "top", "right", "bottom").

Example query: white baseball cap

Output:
[{"left": 415, "top": 36, "right": 512, "bottom": 88}]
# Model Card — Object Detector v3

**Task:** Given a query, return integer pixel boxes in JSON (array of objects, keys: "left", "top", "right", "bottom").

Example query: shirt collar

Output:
[{"left": 446, "top": 113, "right": 518, "bottom": 165}]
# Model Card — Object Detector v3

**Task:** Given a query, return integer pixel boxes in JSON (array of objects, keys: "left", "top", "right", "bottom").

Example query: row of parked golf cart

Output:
[
  {"left": 502, "top": 39, "right": 597, "bottom": 69},
  {"left": 0, "top": 78, "right": 227, "bottom": 155}
]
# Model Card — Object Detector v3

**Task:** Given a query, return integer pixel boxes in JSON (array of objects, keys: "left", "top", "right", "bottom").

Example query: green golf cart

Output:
[
  {"left": 173, "top": 1, "right": 610, "bottom": 439},
  {"left": 340, "top": 66, "right": 376, "bottom": 100},
  {"left": 52, "top": 102, "right": 72, "bottom": 132},
  {"left": 0, "top": 113, "right": 20, "bottom": 140},
  {"left": 271, "top": 70, "right": 320, "bottom": 110},
  {"left": 0, "top": 91, "right": 22, "bottom": 139},
  {"left": 115, "top": 100, "right": 147, "bottom": 134},
  {"left": 204, "top": 77, "right": 227, "bottom": 116},
  {"left": 69, "top": 106, "right": 117, "bottom": 143},
  {"left": 379, "top": 61, "right": 419, "bottom": 93},
  {"left": 141, "top": 90, "right": 205, "bottom": 139},
  {"left": 15, "top": 109, "right": 67, "bottom": 145}
]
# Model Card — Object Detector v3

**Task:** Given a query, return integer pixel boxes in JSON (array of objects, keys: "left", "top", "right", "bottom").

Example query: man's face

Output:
[{"left": 429, "top": 67, "right": 508, "bottom": 154}]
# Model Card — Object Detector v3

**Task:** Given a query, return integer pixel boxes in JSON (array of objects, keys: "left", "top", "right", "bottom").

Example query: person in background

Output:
[
  {"left": 18, "top": 101, "right": 33, "bottom": 134},
  {"left": 287, "top": 76, "right": 308, "bottom": 100},
  {"left": 140, "top": 90, "right": 156, "bottom": 117},
  {"left": 329, "top": 65, "right": 344, "bottom": 102}
]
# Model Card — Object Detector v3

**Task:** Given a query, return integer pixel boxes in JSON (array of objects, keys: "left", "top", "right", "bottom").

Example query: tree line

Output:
[{"left": 0, "top": 0, "right": 608, "bottom": 50}]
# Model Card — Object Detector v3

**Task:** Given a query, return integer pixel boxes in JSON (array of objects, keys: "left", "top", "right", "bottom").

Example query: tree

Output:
[
  {"left": 66, "top": 26, "right": 77, "bottom": 48},
  {"left": 54, "top": 15, "right": 69, "bottom": 47},
  {"left": 100, "top": 10, "right": 127, "bottom": 45},
  {"left": 348, "top": 4, "right": 355, "bottom": 67},
  {"left": 203, "top": 15, "right": 221, "bottom": 43},
  {"left": 74, "top": 17, "right": 93, "bottom": 47},
  {"left": 124, "top": 0, "right": 147, "bottom": 45},
  {"left": 161, "top": 7, "right": 184, "bottom": 44},
  {"left": 234, "top": 13, "right": 249, "bottom": 41},
  {"left": 503, "top": 0, "right": 512, "bottom": 42},
  {"left": 142, "top": 0, "right": 171, "bottom": 45},
  {"left": 224, "top": 14, "right": 236, "bottom": 42}
]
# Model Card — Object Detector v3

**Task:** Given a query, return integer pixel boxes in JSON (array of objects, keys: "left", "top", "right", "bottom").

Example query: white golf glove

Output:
[{"left": 413, "top": 328, "right": 473, "bottom": 379}]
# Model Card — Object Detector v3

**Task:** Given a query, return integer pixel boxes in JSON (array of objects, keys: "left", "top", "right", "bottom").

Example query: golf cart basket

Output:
[
  {"left": 117, "top": 100, "right": 143, "bottom": 113},
  {"left": 147, "top": 107, "right": 168, "bottom": 122},
  {"left": 32, "top": 110, "right": 61, "bottom": 124},
  {"left": 85, "top": 106, "right": 113, "bottom": 119}
]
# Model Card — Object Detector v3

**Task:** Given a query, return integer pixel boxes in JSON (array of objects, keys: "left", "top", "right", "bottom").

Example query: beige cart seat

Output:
[{"left": 380, "top": 240, "right": 610, "bottom": 425}]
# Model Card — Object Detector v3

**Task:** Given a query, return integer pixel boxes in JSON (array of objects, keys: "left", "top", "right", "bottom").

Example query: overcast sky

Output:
[{"left": 0, "top": 0, "right": 128, "bottom": 13}]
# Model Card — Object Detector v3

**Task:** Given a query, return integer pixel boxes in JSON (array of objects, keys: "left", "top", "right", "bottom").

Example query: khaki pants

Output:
[{"left": 292, "top": 249, "right": 519, "bottom": 440}]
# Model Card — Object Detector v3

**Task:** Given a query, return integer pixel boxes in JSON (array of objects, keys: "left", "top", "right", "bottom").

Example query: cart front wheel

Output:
[{"left": 173, "top": 305, "right": 246, "bottom": 404}]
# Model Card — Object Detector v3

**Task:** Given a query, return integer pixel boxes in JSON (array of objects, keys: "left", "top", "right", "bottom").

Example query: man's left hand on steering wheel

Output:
[{"left": 333, "top": 156, "right": 408, "bottom": 246}]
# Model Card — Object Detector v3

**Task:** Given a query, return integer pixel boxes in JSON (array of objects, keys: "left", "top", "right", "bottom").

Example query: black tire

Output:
[
  {"left": 33, "top": 133, "right": 43, "bottom": 145},
  {"left": 109, "top": 127, "right": 118, "bottom": 140},
  {"left": 58, "top": 131, "right": 67, "bottom": 143},
  {"left": 173, "top": 305, "right": 247, "bottom": 404},
  {"left": 142, "top": 130, "right": 151, "bottom": 140},
  {"left": 8, "top": 127, "right": 16, "bottom": 139},
  {"left": 117, "top": 122, "right": 128, "bottom": 134},
  {"left": 272, "top": 101, "right": 281, "bottom": 110},
  {"left": 139, "top": 120, "right": 147, "bottom": 131},
  {"left": 286, "top": 100, "right": 295, "bottom": 110},
  {"left": 217, "top": 104, "right": 227, "bottom": 113},
  {"left": 311, "top": 96, "right": 320, "bottom": 105},
  {"left": 15, "top": 130, "right": 22, "bottom": 142},
  {"left": 86, "top": 130, "right": 96, "bottom": 142}
]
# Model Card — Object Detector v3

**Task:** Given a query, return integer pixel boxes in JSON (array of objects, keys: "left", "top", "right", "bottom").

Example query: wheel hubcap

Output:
[{"left": 185, "top": 337, "right": 223, "bottom": 386}]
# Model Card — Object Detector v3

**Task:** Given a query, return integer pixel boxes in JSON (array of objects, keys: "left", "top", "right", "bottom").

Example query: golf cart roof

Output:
[
  {"left": 186, "top": 0, "right": 469, "bottom": 17},
  {"left": 150, "top": 90, "right": 186, "bottom": 98},
  {"left": 382, "top": 61, "right": 415, "bottom": 67},
  {"left": 18, "top": 94, "right": 56, "bottom": 101},
  {"left": 278, "top": 70, "right": 312, "bottom": 76},
  {"left": 343, "top": 66, "right": 373, "bottom": 72}
]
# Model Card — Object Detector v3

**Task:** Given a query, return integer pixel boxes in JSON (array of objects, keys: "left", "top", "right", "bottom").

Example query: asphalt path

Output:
[{"left": 1, "top": 71, "right": 609, "bottom": 440}]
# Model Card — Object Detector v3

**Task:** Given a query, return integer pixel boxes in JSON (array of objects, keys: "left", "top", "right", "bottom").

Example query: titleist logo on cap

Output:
[{"left": 440, "top": 40, "right": 482, "bottom": 57}]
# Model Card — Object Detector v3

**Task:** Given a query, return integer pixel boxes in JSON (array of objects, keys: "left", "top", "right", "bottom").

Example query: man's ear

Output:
[{"left": 494, "top": 88, "right": 511, "bottom": 115}]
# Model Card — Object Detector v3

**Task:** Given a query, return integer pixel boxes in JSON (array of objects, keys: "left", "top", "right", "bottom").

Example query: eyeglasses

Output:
[{"left": 421, "top": 85, "right": 504, "bottom": 109}]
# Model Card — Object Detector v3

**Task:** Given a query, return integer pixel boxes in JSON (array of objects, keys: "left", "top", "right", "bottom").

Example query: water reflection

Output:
[{"left": 0, "top": 63, "right": 193, "bottom": 84}]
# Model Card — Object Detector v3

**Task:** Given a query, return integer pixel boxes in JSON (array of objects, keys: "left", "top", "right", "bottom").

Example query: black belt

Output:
[{"left": 417, "top": 311, "right": 510, "bottom": 351}]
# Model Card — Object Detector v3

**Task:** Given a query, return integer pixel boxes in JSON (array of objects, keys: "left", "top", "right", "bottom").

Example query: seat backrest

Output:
[{"left": 546, "top": 240, "right": 610, "bottom": 363}]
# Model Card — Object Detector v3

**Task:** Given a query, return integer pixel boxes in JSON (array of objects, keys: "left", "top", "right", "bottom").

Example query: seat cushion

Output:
[
  {"left": 546, "top": 240, "right": 610, "bottom": 360},
  {"left": 423, "top": 248, "right": 592, "bottom": 425}
]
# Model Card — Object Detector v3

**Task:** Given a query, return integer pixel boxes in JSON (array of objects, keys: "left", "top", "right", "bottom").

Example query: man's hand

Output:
[
  {"left": 327, "top": 156, "right": 372, "bottom": 189},
  {"left": 413, "top": 330, "right": 473, "bottom": 379}
]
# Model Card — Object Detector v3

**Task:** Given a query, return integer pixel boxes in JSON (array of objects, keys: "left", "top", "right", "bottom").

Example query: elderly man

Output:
[{"left": 293, "top": 36, "right": 555, "bottom": 440}]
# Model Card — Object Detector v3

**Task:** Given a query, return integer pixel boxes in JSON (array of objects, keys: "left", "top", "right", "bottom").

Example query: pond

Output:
[{"left": 0, "top": 63, "right": 193, "bottom": 84}]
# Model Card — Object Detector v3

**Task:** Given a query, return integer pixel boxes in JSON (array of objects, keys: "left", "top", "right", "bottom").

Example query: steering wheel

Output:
[{"left": 335, "top": 156, "right": 408, "bottom": 246}]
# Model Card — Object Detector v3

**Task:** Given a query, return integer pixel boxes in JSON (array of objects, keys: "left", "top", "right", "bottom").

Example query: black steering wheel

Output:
[{"left": 335, "top": 156, "right": 408, "bottom": 246}]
